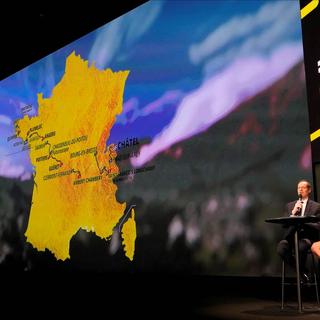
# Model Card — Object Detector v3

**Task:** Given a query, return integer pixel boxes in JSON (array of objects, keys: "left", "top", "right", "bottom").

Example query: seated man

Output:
[{"left": 277, "top": 180, "right": 320, "bottom": 281}]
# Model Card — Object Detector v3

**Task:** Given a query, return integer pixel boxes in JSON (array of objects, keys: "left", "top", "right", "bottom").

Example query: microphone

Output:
[{"left": 297, "top": 193, "right": 302, "bottom": 214}]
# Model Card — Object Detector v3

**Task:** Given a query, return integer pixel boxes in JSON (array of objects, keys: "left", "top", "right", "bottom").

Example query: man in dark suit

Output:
[{"left": 277, "top": 180, "right": 320, "bottom": 281}]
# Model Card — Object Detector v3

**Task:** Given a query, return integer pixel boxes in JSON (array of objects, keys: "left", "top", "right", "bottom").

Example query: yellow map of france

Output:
[{"left": 15, "top": 52, "right": 136, "bottom": 261}]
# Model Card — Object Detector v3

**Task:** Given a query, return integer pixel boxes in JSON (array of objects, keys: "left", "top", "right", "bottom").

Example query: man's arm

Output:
[
  {"left": 286, "top": 202, "right": 294, "bottom": 216},
  {"left": 305, "top": 201, "right": 320, "bottom": 230},
  {"left": 282, "top": 202, "right": 297, "bottom": 237},
  {"left": 282, "top": 203, "right": 292, "bottom": 229}
]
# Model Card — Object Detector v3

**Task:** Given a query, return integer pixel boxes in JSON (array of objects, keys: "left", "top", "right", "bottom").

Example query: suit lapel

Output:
[{"left": 305, "top": 199, "right": 311, "bottom": 216}]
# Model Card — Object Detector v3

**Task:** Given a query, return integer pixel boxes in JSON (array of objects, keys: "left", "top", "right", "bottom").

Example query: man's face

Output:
[{"left": 297, "top": 181, "right": 311, "bottom": 198}]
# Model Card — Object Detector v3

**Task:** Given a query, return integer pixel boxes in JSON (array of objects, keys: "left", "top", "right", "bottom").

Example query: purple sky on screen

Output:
[{"left": 132, "top": 43, "right": 303, "bottom": 167}]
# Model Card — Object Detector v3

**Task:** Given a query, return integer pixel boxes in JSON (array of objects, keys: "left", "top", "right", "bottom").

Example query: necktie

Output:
[{"left": 300, "top": 201, "right": 304, "bottom": 216}]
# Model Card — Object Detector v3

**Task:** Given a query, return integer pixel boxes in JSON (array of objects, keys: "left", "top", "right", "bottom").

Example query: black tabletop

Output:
[{"left": 265, "top": 215, "right": 320, "bottom": 225}]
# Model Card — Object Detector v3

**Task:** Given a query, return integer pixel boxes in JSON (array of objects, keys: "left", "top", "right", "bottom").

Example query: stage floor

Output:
[
  {"left": 196, "top": 297, "right": 320, "bottom": 319},
  {"left": 1, "top": 271, "right": 319, "bottom": 318}
]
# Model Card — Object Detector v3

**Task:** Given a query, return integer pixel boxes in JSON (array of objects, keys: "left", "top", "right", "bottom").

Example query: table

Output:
[{"left": 265, "top": 215, "right": 320, "bottom": 312}]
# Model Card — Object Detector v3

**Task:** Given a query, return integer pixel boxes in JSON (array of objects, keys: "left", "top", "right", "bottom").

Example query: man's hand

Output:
[{"left": 291, "top": 201, "right": 302, "bottom": 215}]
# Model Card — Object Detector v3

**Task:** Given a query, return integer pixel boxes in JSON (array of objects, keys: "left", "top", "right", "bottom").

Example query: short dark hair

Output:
[{"left": 298, "top": 180, "right": 312, "bottom": 189}]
